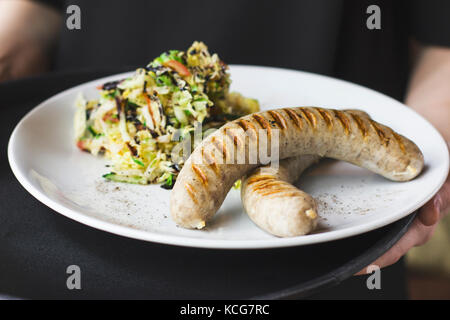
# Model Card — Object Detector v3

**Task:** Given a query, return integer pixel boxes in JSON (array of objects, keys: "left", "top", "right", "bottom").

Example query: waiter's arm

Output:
[
  {"left": 358, "top": 46, "right": 450, "bottom": 274},
  {"left": 407, "top": 46, "right": 450, "bottom": 142},
  {"left": 0, "top": 0, "right": 62, "bottom": 82}
]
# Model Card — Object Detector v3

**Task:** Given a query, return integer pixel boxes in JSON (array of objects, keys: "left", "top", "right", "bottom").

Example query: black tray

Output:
[{"left": 0, "top": 70, "right": 414, "bottom": 299}]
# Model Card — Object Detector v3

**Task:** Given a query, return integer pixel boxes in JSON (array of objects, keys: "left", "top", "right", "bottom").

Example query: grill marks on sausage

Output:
[
  {"left": 184, "top": 183, "right": 198, "bottom": 204},
  {"left": 237, "top": 120, "right": 250, "bottom": 132},
  {"left": 237, "top": 119, "right": 258, "bottom": 139},
  {"left": 351, "top": 114, "right": 368, "bottom": 138},
  {"left": 284, "top": 108, "right": 303, "bottom": 130},
  {"left": 259, "top": 189, "right": 302, "bottom": 197},
  {"left": 211, "top": 137, "right": 228, "bottom": 161},
  {"left": 237, "top": 119, "right": 259, "bottom": 146},
  {"left": 202, "top": 148, "right": 220, "bottom": 176},
  {"left": 369, "top": 120, "right": 390, "bottom": 146},
  {"left": 192, "top": 164, "right": 208, "bottom": 185},
  {"left": 250, "top": 178, "right": 302, "bottom": 197},
  {"left": 268, "top": 110, "right": 287, "bottom": 130},
  {"left": 317, "top": 108, "right": 333, "bottom": 130},
  {"left": 199, "top": 108, "right": 408, "bottom": 188},
  {"left": 392, "top": 131, "right": 407, "bottom": 154},
  {"left": 252, "top": 114, "right": 272, "bottom": 136},
  {"left": 246, "top": 174, "right": 274, "bottom": 185},
  {"left": 225, "top": 128, "right": 241, "bottom": 148},
  {"left": 333, "top": 110, "right": 351, "bottom": 135},
  {"left": 251, "top": 180, "right": 280, "bottom": 191},
  {"left": 223, "top": 128, "right": 242, "bottom": 164},
  {"left": 241, "top": 108, "right": 405, "bottom": 160},
  {"left": 298, "top": 108, "right": 317, "bottom": 129}
]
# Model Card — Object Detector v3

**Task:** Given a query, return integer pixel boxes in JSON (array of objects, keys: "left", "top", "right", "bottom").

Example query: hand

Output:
[
  {"left": 356, "top": 172, "right": 450, "bottom": 275},
  {"left": 0, "top": 0, "right": 61, "bottom": 82}
]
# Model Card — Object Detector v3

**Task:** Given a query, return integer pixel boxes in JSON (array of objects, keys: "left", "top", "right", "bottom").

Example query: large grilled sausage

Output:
[
  {"left": 171, "top": 107, "right": 424, "bottom": 229},
  {"left": 241, "top": 155, "right": 320, "bottom": 237}
]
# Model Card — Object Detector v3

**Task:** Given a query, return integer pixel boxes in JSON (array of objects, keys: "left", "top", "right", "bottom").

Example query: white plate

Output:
[{"left": 8, "top": 65, "right": 449, "bottom": 249}]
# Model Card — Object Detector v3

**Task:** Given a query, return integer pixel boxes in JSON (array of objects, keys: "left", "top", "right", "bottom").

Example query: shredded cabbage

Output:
[{"left": 73, "top": 41, "right": 259, "bottom": 188}]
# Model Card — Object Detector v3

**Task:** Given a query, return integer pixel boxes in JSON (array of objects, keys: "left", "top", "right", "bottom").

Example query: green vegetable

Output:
[
  {"left": 155, "top": 75, "right": 173, "bottom": 87},
  {"left": 103, "top": 172, "right": 148, "bottom": 185},
  {"left": 105, "top": 90, "right": 119, "bottom": 99},
  {"left": 88, "top": 126, "right": 104, "bottom": 138},
  {"left": 161, "top": 174, "right": 174, "bottom": 190},
  {"left": 132, "top": 158, "right": 145, "bottom": 167},
  {"left": 149, "top": 50, "right": 185, "bottom": 69},
  {"left": 193, "top": 97, "right": 207, "bottom": 103}
]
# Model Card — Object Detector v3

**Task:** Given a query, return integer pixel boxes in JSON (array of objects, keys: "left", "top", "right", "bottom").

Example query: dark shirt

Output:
[{"left": 36, "top": 0, "right": 450, "bottom": 101}]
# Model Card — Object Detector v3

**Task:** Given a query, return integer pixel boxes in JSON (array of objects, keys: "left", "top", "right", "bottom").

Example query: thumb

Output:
[{"left": 419, "top": 174, "right": 450, "bottom": 226}]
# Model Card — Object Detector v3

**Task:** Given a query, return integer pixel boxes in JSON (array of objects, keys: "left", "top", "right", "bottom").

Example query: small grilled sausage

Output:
[
  {"left": 241, "top": 155, "right": 320, "bottom": 237},
  {"left": 171, "top": 107, "right": 424, "bottom": 229}
]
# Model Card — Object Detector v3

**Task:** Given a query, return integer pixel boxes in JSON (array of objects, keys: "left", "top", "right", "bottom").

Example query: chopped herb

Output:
[
  {"left": 102, "top": 172, "right": 116, "bottom": 179},
  {"left": 106, "top": 90, "right": 120, "bottom": 99},
  {"left": 191, "top": 84, "right": 199, "bottom": 93},
  {"left": 126, "top": 101, "right": 140, "bottom": 110},
  {"left": 88, "top": 126, "right": 103, "bottom": 138},
  {"left": 132, "top": 158, "right": 145, "bottom": 167},
  {"left": 103, "top": 172, "right": 148, "bottom": 185},
  {"left": 155, "top": 75, "right": 173, "bottom": 87},
  {"left": 149, "top": 50, "right": 185, "bottom": 68},
  {"left": 161, "top": 174, "right": 174, "bottom": 190}
]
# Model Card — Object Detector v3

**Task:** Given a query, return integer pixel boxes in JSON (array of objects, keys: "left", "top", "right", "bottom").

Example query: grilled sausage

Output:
[
  {"left": 241, "top": 155, "right": 320, "bottom": 237},
  {"left": 171, "top": 107, "right": 424, "bottom": 229}
]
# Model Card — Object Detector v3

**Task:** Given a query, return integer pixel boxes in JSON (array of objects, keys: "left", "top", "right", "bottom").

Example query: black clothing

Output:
[{"left": 37, "top": 0, "right": 450, "bottom": 101}]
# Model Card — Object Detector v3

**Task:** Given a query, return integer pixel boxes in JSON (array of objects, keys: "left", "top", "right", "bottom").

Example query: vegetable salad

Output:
[{"left": 74, "top": 41, "right": 259, "bottom": 188}]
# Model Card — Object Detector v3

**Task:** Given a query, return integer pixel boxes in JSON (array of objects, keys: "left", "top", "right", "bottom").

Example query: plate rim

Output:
[{"left": 7, "top": 65, "right": 450, "bottom": 249}]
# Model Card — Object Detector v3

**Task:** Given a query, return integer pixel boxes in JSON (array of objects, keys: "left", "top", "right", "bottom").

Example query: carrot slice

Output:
[{"left": 163, "top": 60, "right": 191, "bottom": 77}]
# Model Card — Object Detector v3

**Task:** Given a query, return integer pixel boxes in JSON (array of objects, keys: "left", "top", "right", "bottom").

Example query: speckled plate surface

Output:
[{"left": 8, "top": 65, "right": 449, "bottom": 249}]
